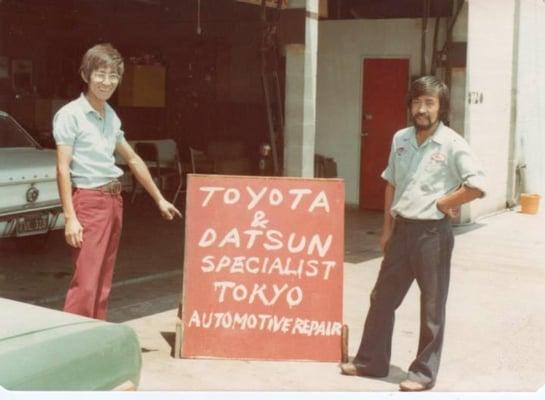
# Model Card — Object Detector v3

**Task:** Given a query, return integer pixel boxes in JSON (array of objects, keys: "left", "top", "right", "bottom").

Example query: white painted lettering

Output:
[
  {"left": 305, "top": 260, "right": 318, "bottom": 277},
  {"left": 245, "top": 257, "right": 260, "bottom": 273},
  {"left": 224, "top": 188, "right": 240, "bottom": 204},
  {"left": 286, "top": 286, "right": 303, "bottom": 308},
  {"left": 244, "top": 230, "right": 264, "bottom": 248},
  {"left": 189, "top": 310, "right": 200, "bottom": 327},
  {"left": 201, "top": 255, "right": 215, "bottom": 272},
  {"left": 269, "top": 283, "right": 289, "bottom": 305},
  {"left": 218, "top": 228, "right": 241, "bottom": 248},
  {"left": 269, "top": 188, "right": 283, "bottom": 205},
  {"left": 215, "top": 256, "right": 231, "bottom": 272},
  {"left": 200, "top": 187, "right": 225, "bottom": 207},
  {"left": 232, "top": 283, "right": 248, "bottom": 301},
  {"left": 198, "top": 228, "right": 217, "bottom": 247},
  {"left": 322, "top": 261, "right": 336, "bottom": 280},
  {"left": 288, "top": 188, "right": 312, "bottom": 210},
  {"left": 246, "top": 186, "right": 268, "bottom": 209},
  {"left": 230, "top": 256, "right": 245, "bottom": 273},
  {"left": 287, "top": 233, "right": 306, "bottom": 254},
  {"left": 248, "top": 283, "right": 270, "bottom": 305},
  {"left": 250, "top": 211, "right": 269, "bottom": 229},
  {"left": 264, "top": 230, "right": 283, "bottom": 250},
  {"left": 308, "top": 190, "right": 330, "bottom": 213},
  {"left": 307, "top": 234, "right": 333, "bottom": 257},
  {"left": 213, "top": 281, "right": 236, "bottom": 303}
]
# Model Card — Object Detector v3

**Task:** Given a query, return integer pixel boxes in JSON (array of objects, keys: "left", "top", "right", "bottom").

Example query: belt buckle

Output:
[
  {"left": 111, "top": 180, "right": 122, "bottom": 195},
  {"left": 99, "top": 180, "right": 121, "bottom": 194}
]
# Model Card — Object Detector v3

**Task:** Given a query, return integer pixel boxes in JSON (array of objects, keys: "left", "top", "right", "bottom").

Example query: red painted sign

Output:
[{"left": 180, "top": 175, "right": 344, "bottom": 361}]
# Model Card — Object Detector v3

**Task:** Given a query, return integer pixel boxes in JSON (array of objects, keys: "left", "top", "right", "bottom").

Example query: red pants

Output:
[{"left": 64, "top": 189, "right": 123, "bottom": 320}]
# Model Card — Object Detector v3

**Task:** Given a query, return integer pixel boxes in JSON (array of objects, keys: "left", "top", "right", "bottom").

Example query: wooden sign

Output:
[{"left": 179, "top": 175, "right": 344, "bottom": 361}]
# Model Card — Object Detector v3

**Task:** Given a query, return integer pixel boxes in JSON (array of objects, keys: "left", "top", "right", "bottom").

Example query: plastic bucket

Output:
[{"left": 520, "top": 193, "right": 541, "bottom": 215}]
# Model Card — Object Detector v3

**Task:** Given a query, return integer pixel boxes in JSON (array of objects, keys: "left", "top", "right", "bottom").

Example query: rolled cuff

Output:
[
  {"left": 54, "top": 140, "right": 75, "bottom": 146},
  {"left": 463, "top": 174, "right": 487, "bottom": 198},
  {"left": 381, "top": 169, "right": 395, "bottom": 186}
]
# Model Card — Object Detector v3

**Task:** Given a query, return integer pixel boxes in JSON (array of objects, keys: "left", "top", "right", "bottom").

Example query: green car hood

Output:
[{"left": 0, "top": 299, "right": 142, "bottom": 391}]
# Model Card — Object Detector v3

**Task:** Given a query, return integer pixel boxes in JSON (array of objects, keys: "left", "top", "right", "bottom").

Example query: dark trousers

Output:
[{"left": 353, "top": 216, "right": 454, "bottom": 385}]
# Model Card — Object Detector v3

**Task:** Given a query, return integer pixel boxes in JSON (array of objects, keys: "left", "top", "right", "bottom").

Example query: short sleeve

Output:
[
  {"left": 381, "top": 139, "right": 396, "bottom": 186},
  {"left": 453, "top": 139, "right": 487, "bottom": 197},
  {"left": 115, "top": 127, "right": 126, "bottom": 145},
  {"left": 52, "top": 109, "right": 77, "bottom": 146},
  {"left": 113, "top": 113, "right": 126, "bottom": 144}
]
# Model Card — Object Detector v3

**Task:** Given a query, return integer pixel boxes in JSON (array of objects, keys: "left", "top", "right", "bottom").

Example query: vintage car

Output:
[
  {"left": 0, "top": 111, "right": 64, "bottom": 244},
  {"left": 0, "top": 298, "right": 142, "bottom": 390}
]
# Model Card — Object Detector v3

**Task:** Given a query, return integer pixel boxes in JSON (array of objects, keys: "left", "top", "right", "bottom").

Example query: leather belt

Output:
[{"left": 90, "top": 179, "right": 122, "bottom": 195}]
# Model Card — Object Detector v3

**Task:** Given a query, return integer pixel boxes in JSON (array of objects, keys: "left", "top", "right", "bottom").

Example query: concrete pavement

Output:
[
  {"left": 126, "top": 204, "right": 545, "bottom": 392},
  {"left": 0, "top": 196, "right": 185, "bottom": 320}
]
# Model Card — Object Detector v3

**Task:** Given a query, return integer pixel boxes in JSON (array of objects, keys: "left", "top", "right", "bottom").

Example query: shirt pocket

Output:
[
  {"left": 79, "top": 123, "right": 112, "bottom": 155},
  {"left": 425, "top": 160, "right": 451, "bottom": 192},
  {"left": 424, "top": 158, "right": 446, "bottom": 173},
  {"left": 394, "top": 148, "right": 413, "bottom": 181},
  {"left": 74, "top": 126, "right": 97, "bottom": 152}
]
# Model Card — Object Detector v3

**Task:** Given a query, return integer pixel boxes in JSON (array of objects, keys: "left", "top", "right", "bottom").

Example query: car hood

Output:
[
  {"left": 0, "top": 148, "right": 57, "bottom": 185},
  {"left": 0, "top": 298, "right": 142, "bottom": 391},
  {"left": 0, "top": 298, "right": 97, "bottom": 341}
]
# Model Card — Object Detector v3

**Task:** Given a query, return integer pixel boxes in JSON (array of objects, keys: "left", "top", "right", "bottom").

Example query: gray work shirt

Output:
[
  {"left": 381, "top": 122, "right": 486, "bottom": 220},
  {"left": 53, "top": 93, "right": 126, "bottom": 188}
]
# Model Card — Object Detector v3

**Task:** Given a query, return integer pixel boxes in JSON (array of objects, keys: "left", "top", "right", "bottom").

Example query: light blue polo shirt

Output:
[
  {"left": 53, "top": 93, "right": 126, "bottom": 188},
  {"left": 382, "top": 122, "right": 486, "bottom": 220}
]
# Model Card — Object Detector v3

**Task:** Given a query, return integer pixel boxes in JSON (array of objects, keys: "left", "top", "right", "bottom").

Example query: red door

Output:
[{"left": 359, "top": 58, "right": 409, "bottom": 210}]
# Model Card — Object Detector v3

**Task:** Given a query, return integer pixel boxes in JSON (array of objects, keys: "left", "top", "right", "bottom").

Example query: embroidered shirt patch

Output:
[{"left": 431, "top": 152, "right": 446, "bottom": 162}]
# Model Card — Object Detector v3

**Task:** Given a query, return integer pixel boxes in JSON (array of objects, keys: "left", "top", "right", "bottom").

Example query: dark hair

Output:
[
  {"left": 407, "top": 75, "right": 450, "bottom": 122},
  {"left": 80, "top": 43, "right": 124, "bottom": 83}
]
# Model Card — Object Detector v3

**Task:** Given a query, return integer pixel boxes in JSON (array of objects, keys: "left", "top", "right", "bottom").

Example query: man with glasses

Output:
[
  {"left": 53, "top": 43, "right": 181, "bottom": 320},
  {"left": 340, "top": 76, "right": 486, "bottom": 391}
]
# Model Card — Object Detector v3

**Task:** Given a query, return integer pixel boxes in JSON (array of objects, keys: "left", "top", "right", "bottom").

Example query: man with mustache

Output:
[{"left": 340, "top": 76, "right": 486, "bottom": 391}]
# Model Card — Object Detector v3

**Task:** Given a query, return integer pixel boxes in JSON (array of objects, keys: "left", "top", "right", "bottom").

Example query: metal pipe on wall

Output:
[
  {"left": 430, "top": 15, "right": 441, "bottom": 75},
  {"left": 420, "top": 0, "right": 430, "bottom": 76},
  {"left": 506, "top": 0, "right": 522, "bottom": 207}
]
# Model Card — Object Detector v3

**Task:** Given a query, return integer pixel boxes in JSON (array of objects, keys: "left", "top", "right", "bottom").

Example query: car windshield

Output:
[{"left": 0, "top": 113, "right": 37, "bottom": 148}]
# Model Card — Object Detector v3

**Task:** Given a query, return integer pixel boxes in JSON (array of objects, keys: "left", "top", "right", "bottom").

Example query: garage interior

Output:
[
  {"left": 1, "top": 0, "right": 309, "bottom": 178},
  {"left": 1, "top": 0, "right": 455, "bottom": 177},
  {"left": 0, "top": 0, "right": 458, "bottom": 320}
]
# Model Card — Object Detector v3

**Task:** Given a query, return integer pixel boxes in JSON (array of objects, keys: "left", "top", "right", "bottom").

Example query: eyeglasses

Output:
[
  {"left": 410, "top": 99, "right": 438, "bottom": 109},
  {"left": 91, "top": 72, "right": 121, "bottom": 84}
]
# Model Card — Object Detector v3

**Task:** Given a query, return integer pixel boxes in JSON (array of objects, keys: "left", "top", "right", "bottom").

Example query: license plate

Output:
[{"left": 16, "top": 213, "right": 49, "bottom": 236}]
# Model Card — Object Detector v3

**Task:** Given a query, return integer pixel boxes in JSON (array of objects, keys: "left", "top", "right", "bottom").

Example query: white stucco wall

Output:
[
  {"left": 464, "top": 0, "right": 516, "bottom": 219},
  {"left": 515, "top": 0, "right": 545, "bottom": 196},
  {"left": 316, "top": 18, "right": 444, "bottom": 205},
  {"left": 448, "top": 2, "right": 468, "bottom": 137}
]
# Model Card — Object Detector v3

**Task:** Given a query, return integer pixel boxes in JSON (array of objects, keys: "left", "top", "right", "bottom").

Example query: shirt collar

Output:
[
  {"left": 430, "top": 122, "right": 447, "bottom": 144},
  {"left": 411, "top": 121, "right": 447, "bottom": 147},
  {"left": 77, "top": 93, "right": 110, "bottom": 118}
]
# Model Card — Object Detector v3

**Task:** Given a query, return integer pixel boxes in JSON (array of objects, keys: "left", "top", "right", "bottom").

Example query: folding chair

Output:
[
  {"left": 189, "top": 146, "right": 215, "bottom": 173},
  {"left": 131, "top": 140, "right": 184, "bottom": 204}
]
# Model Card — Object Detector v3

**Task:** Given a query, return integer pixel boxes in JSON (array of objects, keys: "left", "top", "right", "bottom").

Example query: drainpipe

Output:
[
  {"left": 430, "top": 15, "right": 441, "bottom": 75},
  {"left": 421, "top": 0, "right": 430, "bottom": 76},
  {"left": 443, "top": 0, "right": 465, "bottom": 91},
  {"left": 506, "top": 0, "right": 521, "bottom": 207}
]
